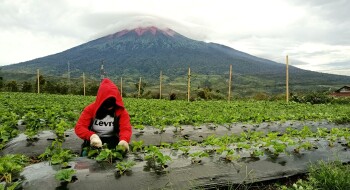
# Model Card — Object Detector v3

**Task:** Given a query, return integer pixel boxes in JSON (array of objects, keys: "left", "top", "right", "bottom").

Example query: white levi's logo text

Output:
[
  {"left": 94, "top": 120, "right": 113, "bottom": 127},
  {"left": 92, "top": 115, "right": 115, "bottom": 137}
]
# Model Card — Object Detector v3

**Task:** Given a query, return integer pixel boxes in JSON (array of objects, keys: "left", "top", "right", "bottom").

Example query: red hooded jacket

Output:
[{"left": 75, "top": 78, "right": 132, "bottom": 142}]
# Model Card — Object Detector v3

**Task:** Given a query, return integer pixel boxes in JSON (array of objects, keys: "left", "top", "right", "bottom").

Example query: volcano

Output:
[{"left": 1, "top": 26, "right": 349, "bottom": 88}]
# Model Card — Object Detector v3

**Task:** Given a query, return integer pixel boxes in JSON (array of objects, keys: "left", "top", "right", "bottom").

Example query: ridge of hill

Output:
[{"left": 1, "top": 26, "right": 349, "bottom": 96}]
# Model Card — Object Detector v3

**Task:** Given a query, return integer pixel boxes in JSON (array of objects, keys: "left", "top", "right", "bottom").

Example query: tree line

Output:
[
  {"left": 0, "top": 75, "right": 100, "bottom": 96},
  {"left": 0, "top": 74, "right": 228, "bottom": 100}
]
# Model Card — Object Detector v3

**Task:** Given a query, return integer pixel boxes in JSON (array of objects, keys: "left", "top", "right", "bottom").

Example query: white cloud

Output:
[
  {"left": 0, "top": 28, "right": 81, "bottom": 64},
  {"left": 0, "top": 0, "right": 350, "bottom": 76}
]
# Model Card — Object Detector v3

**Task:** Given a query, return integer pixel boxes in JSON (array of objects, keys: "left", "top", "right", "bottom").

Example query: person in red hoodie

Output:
[{"left": 75, "top": 78, "right": 132, "bottom": 154}]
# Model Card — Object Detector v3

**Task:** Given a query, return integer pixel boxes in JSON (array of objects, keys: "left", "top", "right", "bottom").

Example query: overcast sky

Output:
[{"left": 1, "top": 0, "right": 350, "bottom": 76}]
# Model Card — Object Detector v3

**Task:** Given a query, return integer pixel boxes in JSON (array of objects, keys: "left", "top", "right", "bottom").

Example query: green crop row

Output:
[{"left": 1, "top": 92, "right": 350, "bottom": 147}]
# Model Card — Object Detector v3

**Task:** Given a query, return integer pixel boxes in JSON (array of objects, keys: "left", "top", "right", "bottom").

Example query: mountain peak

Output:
[{"left": 112, "top": 26, "right": 176, "bottom": 38}]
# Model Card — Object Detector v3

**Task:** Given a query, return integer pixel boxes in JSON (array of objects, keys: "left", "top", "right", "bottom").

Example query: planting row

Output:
[
  {"left": 1, "top": 125, "right": 350, "bottom": 188},
  {"left": 1, "top": 92, "right": 350, "bottom": 148}
]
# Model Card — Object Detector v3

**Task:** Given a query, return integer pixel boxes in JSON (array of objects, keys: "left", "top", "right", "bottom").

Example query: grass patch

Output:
[{"left": 280, "top": 160, "right": 350, "bottom": 190}]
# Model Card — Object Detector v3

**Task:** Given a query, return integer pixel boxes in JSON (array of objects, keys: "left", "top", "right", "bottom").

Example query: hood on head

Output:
[{"left": 94, "top": 78, "right": 124, "bottom": 116}]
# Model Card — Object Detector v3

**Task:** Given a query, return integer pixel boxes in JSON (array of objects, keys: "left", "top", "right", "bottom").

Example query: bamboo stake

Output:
[
  {"left": 37, "top": 69, "right": 40, "bottom": 94},
  {"left": 187, "top": 67, "right": 191, "bottom": 102},
  {"left": 159, "top": 71, "right": 162, "bottom": 99},
  {"left": 67, "top": 61, "right": 70, "bottom": 93},
  {"left": 228, "top": 65, "right": 232, "bottom": 102},
  {"left": 138, "top": 77, "right": 142, "bottom": 98},
  {"left": 120, "top": 77, "right": 123, "bottom": 97},
  {"left": 286, "top": 55, "right": 289, "bottom": 103},
  {"left": 83, "top": 72, "right": 86, "bottom": 96}
]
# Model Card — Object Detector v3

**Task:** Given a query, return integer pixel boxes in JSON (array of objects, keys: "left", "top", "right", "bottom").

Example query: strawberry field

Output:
[{"left": 1, "top": 92, "right": 350, "bottom": 189}]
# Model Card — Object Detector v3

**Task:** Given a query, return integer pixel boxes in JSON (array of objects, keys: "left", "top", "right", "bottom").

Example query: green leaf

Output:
[{"left": 55, "top": 169, "right": 76, "bottom": 182}]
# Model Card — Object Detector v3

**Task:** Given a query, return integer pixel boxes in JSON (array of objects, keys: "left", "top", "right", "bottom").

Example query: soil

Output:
[{"left": 2, "top": 120, "right": 350, "bottom": 189}]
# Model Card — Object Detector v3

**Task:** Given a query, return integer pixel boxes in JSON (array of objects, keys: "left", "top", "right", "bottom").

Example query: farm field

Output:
[{"left": 0, "top": 92, "right": 350, "bottom": 189}]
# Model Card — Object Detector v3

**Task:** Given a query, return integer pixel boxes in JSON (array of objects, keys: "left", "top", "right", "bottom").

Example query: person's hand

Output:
[
  {"left": 90, "top": 134, "right": 102, "bottom": 148},
  {"left": 118, "top": 140, "right": 129, "bottom": 151}
]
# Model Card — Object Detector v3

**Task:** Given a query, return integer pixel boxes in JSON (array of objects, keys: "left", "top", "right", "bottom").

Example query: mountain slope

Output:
[{"left": 1, "top": 26, "right": 349, "bottom": 88}]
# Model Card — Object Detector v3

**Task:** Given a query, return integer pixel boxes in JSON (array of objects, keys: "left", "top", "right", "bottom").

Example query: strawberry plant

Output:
[
  {"left": 223, "top": 149, "right": 240, "bottom": 162},
  {"left": 55, "top": 119, "right": 69, "bottom": 140},
  {"left": 0, "top": 154, "right": 29, "bottom": 184},
  {"left": 300, "top": 126, "right": 313, "bottom": 139},
  {"left": 38, "top": 140, "right": 74, "bottom": 166},
  {"left": 0, "top": 111, "right": 19, "bottom": 148},
  {"left": 96, "top": 148, "right": 118, "bottom": 163},
  {"left": 96, "top": 145, "right": 125, "bottom": 163},
  {"left": 115, "top": 161, "right": 136, "bottom": 175},
  {"left": 219, "top": 135, "right": 232, "bottom": 146},
  {"left": 301, "top": 141, "right": 314, "bottom": 150},
  {"left": 327, "top": 135, "right": 337, "bottom": 147},
  {"left": 173, "top": 117, "right": 184, "bottom": 133},
  {"left": 83, "top": 146, "right": 99, "bottom": 158},
  {"left": 144, "top": 146, "right": 171, "bottom": 169},
  {"left": 171, "top": 141, "right": 186, "bottom": 150},
  {"left": 160, "top": 142, "right": 171, "bottom": 149},
  {"left": 250, "top": 148, "right": 264, "bottom": 158},
  {"left": 316, "top": 127, "right": 329, "bottom": 138},
  {"left": 215, "top": 145, "right": 228, "bottom": 154},
  {"left": 279, "top": 134, "right": 296, "bottom": 145},
  {"left": 189, "top": 151, "right": 209, "bottom": 164},
  {"left": 0, "top": 182, "right": 20, "bottom": 190},
  {"left": 44, "top": 109, "right": 59, "bottom": 130},
  {"left": 55, "top": 168, "right": 76, "bottom": 183},
  {"left": 62, "top": 110, "right": 78, "bottom": 124},
  {"left": 240, "top": 130, "right": 258, "bottom": 141},
  {"left": 131, "top": 140, "right": 144, "bottom": 152},
  {"left": 23, "top": 111, "right": 46, "bottom": 140},
  {"left": 202, "top": 135, "right": 221, "bottom": 146},
  {"left": 0, "top": 124, "right": 18, "bottom": 150},
  {"left": 271, "top": 141, "right": 287, "bottom": 157},
  {"left": 236, "top": 142, "right": 251, "bottom": 150},
  {"left": 3, "top": 92, "right": 350, "bottom": 128},
  {"left": 179, "top": 147, "right": 190, "bottom": 155},
  {"left": 154, "top": 125, "right": 166, "bottom": 134},
  {"left": 134, "top": 124, "right": 145, "bottom": 130},
  {"left": 286, "top": 127, "right": 300, "bottom": 137},
  {"left": 174, "top": 139, "right": 196, "bottom": 147},
  {"left": 294, "top": 141, "right": 314, "bottom": 154},
  {"left": 0, "top": 112, "right": 18, "bottom": 128}
]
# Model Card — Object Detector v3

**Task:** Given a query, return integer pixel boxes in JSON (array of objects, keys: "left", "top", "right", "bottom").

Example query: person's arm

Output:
[
  {"left": 75, "top": 106, "right": 95, "bottom": 141},
  {"left": 118, "top": 108, "right": 132, "bottom": 143}
]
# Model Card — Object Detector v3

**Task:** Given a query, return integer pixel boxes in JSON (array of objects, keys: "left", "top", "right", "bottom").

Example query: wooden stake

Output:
[
  {"left": 120, "top": 77, "right": 123, "bottom": 97},
  {"left": 159, "top": 71, "right": 162, "bottom": 99},
  {"left": 138, "top": 77, "right": 142, "bottom": 98},
  {"left": 228, "top": 65, "right": 232, "bottom": 102},
  {"left": 286, "top": 55, "right": 289, "bottom": 103},
  {"left": 83, "top": 72, "right": 86, "bottom": 96},
  {"left": 37, "top": 69, "right": 40, "bottom": 94},
  {"left": 187, "top": 67, "right": 191, "bottom": 102},
  {"left": 67, "top": 61, "right": 70, "bottom": 93}
]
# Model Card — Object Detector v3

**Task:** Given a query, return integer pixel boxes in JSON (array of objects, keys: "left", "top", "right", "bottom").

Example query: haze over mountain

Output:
[{"left": 1, "top": 26, "right": 349, "bottom": 91}]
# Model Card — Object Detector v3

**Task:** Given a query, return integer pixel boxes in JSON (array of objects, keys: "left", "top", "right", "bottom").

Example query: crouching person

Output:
[{"left": 75, "top": 78, "right": 132, "bottom": 156}]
